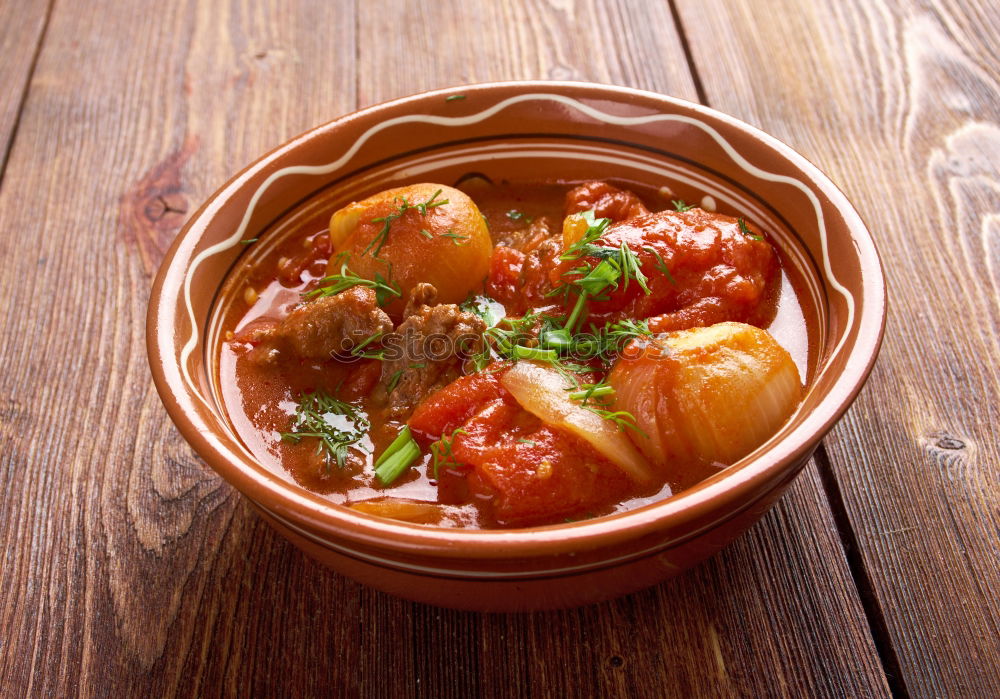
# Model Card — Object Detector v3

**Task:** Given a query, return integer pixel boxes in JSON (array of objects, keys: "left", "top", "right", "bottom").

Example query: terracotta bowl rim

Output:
[{"left": 147, "top": 80, "right": 886, "bottom": 561}]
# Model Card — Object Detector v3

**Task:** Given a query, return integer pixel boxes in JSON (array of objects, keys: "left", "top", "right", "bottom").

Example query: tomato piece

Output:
[
  {"left": 407, "top": 369, "right": 508, "bottom": 442},
  {"left": 485, "top": 246, "right": 526, "bottom": 313},
  {"left": 486, "top": 238, "right": 561, "bottom": 315},
  {"left": 339, "top": 360, "right": 382, "bottom": 401},
  {"left": 552, "top": 209, "right": 776, "bottom": 330},
  {"left": 451, "top": 402, "right": 633, "bottom": 527}
]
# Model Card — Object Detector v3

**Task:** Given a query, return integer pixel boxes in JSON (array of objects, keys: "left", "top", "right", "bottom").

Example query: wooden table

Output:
[{"left": 1, "top": 0, "right": 997, "bottom": 696}]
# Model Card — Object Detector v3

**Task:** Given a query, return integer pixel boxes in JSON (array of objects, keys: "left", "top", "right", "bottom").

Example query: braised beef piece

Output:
[
  {"left": 374, "top": 285, "right": 486, "bottom": 419},
  {"left": 403, "top": 282, "right": 439, "bottom": 318},
  {"left": 242, "top": 286, "right": 393, "bottom": 363}
]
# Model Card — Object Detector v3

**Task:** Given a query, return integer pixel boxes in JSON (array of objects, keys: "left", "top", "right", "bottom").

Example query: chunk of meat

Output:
[
  {"left": 403, "top": 282, "right": 438, "bottom": 317},
  {"left": 242, "top": 286, "right": 393, "bottom": 362},
  {"left": 565, "top": 181, "right": 650, "bottom": 222},
  {"left": 374, "top": 302, "right": 487, "bottom": 419}
]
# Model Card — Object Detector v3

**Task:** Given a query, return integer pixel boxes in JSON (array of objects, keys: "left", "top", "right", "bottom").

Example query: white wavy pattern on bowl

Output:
[{"left": 180, "top": 92, "right": 855, "bottom": 401}]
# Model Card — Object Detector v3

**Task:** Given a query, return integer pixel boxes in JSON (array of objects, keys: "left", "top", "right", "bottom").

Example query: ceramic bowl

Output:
[{"left": 147, "top": 81, "right": 885, "bottom": 611}]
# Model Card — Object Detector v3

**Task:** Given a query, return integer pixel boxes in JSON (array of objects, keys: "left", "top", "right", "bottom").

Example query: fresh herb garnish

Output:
[
  {"left": 643, "top": 246, "right": 676, "bottom": 286},
  {"left": 365, "top": 189, "right": 449, "bottom": 258},
  {"left": 552, "top": 210, "right": 652, "bottom": 338},
  {"left": 419, "top": 228, "right": 433, "bottom": 239},
  {"left": 583, "top": 406, "right": 646, "bottom": 435},
  {"left": 373, "top": 426, "right": 421, "bottom": 485},
  {"left": 517, "top": 438, "right": 537, "bottom": 446},
  {"left": 563, "top": 379, "right": 647, "bottom": 436},
  {"left": 306, "top": 257, "right": 402, "bottom": 307},
  {"left": 445, "top": 94, "right": 466, "bottom": 102},
  {"left": 672, "top": 199, "right": 694, "bottom": 212},
  {"left": 738, "top": 218, "right": 764, "bottom": 241},
  {"left": 505, "top": 209, "right": 533, "bottom": 223},
  {"left": 457, "top": 213, "right": 657, "bottom": 434},
  {"left": 512, "top": 345, "right": 559, "bottom": 362},
  {"left": 280, "top": 390, "right": 369, "bottom": 472},
  {"left": 431, "top": 427, "right": 467, "bottom": 478},
  {"left": 568, "top": 383, "right": 615, "bottom": 402},
  {"left": 561, "top": 210, "right": 612, "bottom": 260},
  {"left": 440, "top": 230, "right": 469, "bottom": 245},
  {"left": 561, "top": 319, "right": 651, "bottom": 364},
  {"left": 460, "top": 295, "right": 505, "bottom": 329},
  {"left": 351, "top": 332, "right": 386, "bottom": 360},
  {"left": 386, "top": 369, "right": 404, "bottom": 394},
  {"left": 240, "top": 237, "right": 259, "bottom": 245}
]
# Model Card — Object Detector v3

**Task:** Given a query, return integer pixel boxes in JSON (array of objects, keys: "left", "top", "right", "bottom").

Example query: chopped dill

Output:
[
  {"left": 351, "top": 332, "right": 386, "bottom": 360},
  {"left": 431, "top": 427, "right": 467, "bottom": 478},
  {"left": 365, "top": 189, "right": 449, "bottom": 258},
  {"left": 738, "top": 217, "right": 764, "bottom": 241},
  {"left": 386, "top": 369, "right": 404, "bottom": 394},
  {"left": 279, "top": 390, "right": 369, "bottom": 472},
  {"left": 440, "top": 230, "right": 469, "bottom": 245},
  {"left": 306, "top": 256, "right": 401, "bottom": 307}
]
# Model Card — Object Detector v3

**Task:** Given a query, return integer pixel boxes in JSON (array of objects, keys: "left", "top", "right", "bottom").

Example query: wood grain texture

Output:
[
  {"left": 0, "top": 0, "right": 902, "bottom": 695},
  {"left": 0, "top": 0, "right": 51, "bottom": 171},
  {"left": 0, "top": 0, "right": 357, "bottom": 694},
  {"left": 674, "top": 0, "right": 1000, "bottom": 695},
  {"left": 355, "top": 0, "right": 697, "bottom": 104}
]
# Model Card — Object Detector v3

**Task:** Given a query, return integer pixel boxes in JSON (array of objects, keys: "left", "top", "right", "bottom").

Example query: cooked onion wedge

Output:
[
  {"left": 348, "top": 498, "right": 445, "bottom": 524},
  {"left": 500, "top": 361, "right": 656, "bottom": 485},
  {"left": 609, "top": 322, "right": 802, "bottom": 469}
]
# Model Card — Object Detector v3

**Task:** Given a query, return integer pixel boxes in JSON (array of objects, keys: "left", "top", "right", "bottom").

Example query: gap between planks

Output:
[{"left": 0, "top": 0, "right": 56, "bottom": 190}]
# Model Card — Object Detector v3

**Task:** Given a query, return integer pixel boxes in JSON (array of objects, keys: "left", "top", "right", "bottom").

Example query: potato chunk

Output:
[{"left": 327, "top": 183, "right": 492, "bottom": 317}]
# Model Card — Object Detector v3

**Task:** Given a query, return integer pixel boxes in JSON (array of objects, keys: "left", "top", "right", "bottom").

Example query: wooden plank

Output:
[
  {"left": 0, "top": 0, "right": 357, "bottom": 695},
  {"left": 0, "top": 0, "right": 51, "bottom": 171},
  {"left": 16, "top": 466, "right": 882, "bottom": 698},
  {"left": 0, "top": 0, "right": 890, "bottom": 696},
  {"left": 354, "top": 0, "right": 698, "bottom": 104},
  {"left": 674, "top": 0, "right": 1000, "bottom": 695}
]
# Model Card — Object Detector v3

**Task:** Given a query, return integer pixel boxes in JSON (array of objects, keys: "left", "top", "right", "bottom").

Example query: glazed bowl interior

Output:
[{"left": 149, "top": 82, "right": 885, "bottom": 563}]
